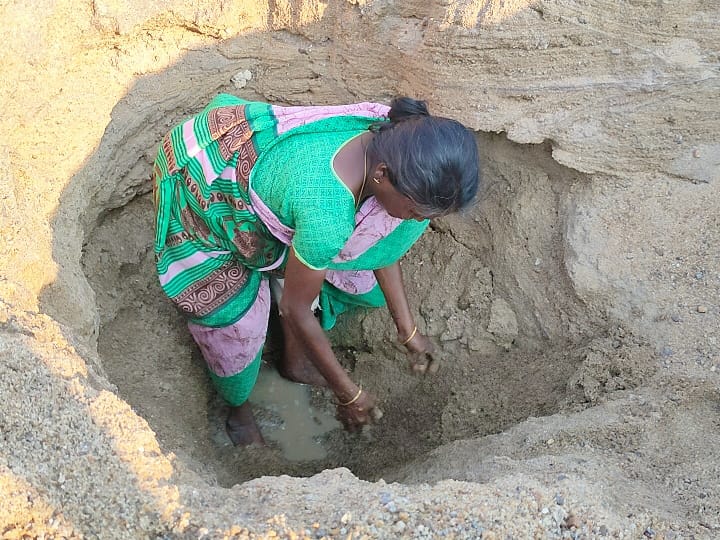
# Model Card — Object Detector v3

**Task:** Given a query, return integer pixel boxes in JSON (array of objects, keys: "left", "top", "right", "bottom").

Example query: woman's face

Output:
[{"left": 371, "top": 165, "right": 427, "bottom": 221}]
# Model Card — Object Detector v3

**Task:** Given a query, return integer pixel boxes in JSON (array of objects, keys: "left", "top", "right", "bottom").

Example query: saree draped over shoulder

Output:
[{"left": 153, "top": 94, "right": 428, "bottom": 405}]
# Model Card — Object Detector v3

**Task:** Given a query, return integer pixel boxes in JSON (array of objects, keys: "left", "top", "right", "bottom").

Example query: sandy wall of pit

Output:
[{"left": 1, "top": 0, "right": 719, "bottom": 538}]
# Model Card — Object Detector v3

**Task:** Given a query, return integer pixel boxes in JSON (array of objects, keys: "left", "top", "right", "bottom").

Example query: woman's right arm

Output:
[{"left": 279, "top": 247, "right": 376, "bottom": 430}]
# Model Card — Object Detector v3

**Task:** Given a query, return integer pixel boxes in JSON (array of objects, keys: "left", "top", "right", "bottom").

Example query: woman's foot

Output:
[
  {"left": 277, "top": 316, "right": 328, "bottom": 387},
  {"left": 226, "top": 402, "right": 265, "bottom": 446}
]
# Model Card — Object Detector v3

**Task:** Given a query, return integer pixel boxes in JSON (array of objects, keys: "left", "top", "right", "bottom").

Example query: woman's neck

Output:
[{"left": 333, "top": 132, "right": 374, "bottom": 204}]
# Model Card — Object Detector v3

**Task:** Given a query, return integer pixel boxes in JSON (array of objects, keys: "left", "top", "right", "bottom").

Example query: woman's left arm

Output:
[{"left": 374, "top": 262, "right": 440, "bottom": 375}]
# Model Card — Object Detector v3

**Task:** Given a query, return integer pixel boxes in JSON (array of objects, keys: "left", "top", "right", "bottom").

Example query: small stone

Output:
[
  {"left": 555, "top": 494, "right": 565, "bottom": 505},
  {"left": 697, "top": 305, "right": 707, "bottom": 313},
  {"left": 670, "top": 314, "right": 681, "bottom": 322},
  {"left": 393, "top": 521, "right": 406, "bottom": 533},
  {"left": 341, "top": 512, "right": 352, "bottom": 524},
  {"left": 384, "top": 501, "right": 397, "bottom": 513},
  {"left": 231, "top": 69, "right": 253, "bottom": 89},
  {"left": 660, "top": 346, "right": 673, "bottom": 358},
  {"left": 693, "top": 149, "right": 701, "bottom": 158},
  {"left": 610, "top": 48, "right": 622, "bottom": 55},
  {"left": 541, "top": 507, "right": 549, "bottom": 515},
  {"left": 379, "top": 492, "right": 392, "bottom": 504},
  {"left": 565, "top": 514, "right": 582, "bottom": 529},
  {"left": 695, "top": 271, "right": 704, "bottom": 279},
  {"left": 398, "top": 512, "right": 410, "bottom": 522},
  {"left": 546, "top": 438, "right": 555, "bottom": 445},
  {"left": 599, "top": 525, "right": 609, "bottom": 536},
  {"left": 315, "top": 529, "right": 326, "bottom": 539},
  {"left": 644, "top": 527, "right": 656, "bottom": 538}
]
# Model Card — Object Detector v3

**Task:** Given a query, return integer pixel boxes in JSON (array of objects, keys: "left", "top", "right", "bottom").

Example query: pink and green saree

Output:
[{"left": 153, "top": 94, "right": 428, "bottom": 406}]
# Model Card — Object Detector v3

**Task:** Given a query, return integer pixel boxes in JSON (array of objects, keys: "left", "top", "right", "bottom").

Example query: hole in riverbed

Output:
[{"left": 80, "top": 129, "right": 612, "bottom": 486}]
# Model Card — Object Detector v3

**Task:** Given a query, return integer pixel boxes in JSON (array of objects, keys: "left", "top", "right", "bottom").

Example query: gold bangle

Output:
[
  {"left": 338, "top": 387, "right": 362, "bottom": 407},
  {"left": 400, "top": 325, "right": 418, "bottom": 346}
]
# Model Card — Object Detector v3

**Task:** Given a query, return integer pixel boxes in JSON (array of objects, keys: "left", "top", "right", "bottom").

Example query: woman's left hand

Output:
[{"left": 404, "top": 333, "right": 440, "bottom": 376}]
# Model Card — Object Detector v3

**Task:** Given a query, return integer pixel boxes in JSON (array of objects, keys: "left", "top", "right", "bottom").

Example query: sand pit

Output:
[{"left": 1, "top": 1, "right": 719, "bottom": 538}]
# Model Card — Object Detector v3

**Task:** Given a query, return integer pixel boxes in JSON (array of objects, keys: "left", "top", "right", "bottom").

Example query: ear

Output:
[{"left": 373, "top": 163, "right": 390, "bottom": 183}]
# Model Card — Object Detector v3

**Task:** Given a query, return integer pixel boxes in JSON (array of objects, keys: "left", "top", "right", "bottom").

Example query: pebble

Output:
[
  {"left": 670, "top": 314, "right": 681, "bottom": 322},
  {"left": 393, "top": 520, "right": 406, "bottom": 533},
  {"left": 697, "top": 305, "right": 707, "bottom": 313},
  {"left": 599, "top": 524, "right": 609, "bottom": 536},
  {"left": 693, "top": 148, "right": 701, "bottom": 158},
  {"left": 565, "top": 514, "right": 582, "bottom": 529},
  {"left": 341, "top": 512, "right": 352, "bottom": 524},
  {"left": 695, "top": 271, "right": 704, "bottom": 279},
  {"left": 384, "top": 501, "right": 398, "bottom": 513},
  {"left": 644, "top": 527, "right": 656, "bottom": 538},
  {"left": 660, "top": 346, "right": 673, "bottom": 358},
  {"left": 555, "top": 494, "right": 565, "bottom": 505}
]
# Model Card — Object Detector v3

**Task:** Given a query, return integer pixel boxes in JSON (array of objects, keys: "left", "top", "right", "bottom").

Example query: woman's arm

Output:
[
  {"left": 374, "top": 261, "right": 438, "bottom": 374},
  {"left": 280, "top": 248, "right": 376, "bottom": 428},
  {"left": 373, "top": 261, "right": 416, "bottom": 342}
]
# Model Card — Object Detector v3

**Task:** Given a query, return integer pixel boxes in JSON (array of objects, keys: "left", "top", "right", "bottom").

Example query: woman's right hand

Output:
[{"left": 335, "top": 390, "right": 378, "bottom": 433}]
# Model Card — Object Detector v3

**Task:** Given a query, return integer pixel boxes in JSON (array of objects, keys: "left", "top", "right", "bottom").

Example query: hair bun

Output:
[{"left": 388, "top": 97, "right": 430, "bottom": 122}]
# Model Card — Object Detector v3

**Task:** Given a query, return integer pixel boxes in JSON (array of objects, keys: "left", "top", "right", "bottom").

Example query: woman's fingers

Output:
[
  {"left": 427, "top": 354, "right": 441, "bottom": 374},
  {"left": 335, "top": 392, "right": 380, "bottom": 432},
  {"left": 337, "top": 408, "right": 381, "bottom": 430},
  {"left": 409, "top": 350, "right": 441, "bottom": 376},
  {"left": 411, "top": 360, "right": 427, "bottom": 374}
]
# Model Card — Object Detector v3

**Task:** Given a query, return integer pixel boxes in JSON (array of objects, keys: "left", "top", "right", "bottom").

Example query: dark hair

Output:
[{"left": 368, "top": 97, "right": 480, "bottom": 217}]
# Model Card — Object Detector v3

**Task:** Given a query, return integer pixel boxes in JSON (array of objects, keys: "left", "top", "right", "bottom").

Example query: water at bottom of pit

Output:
[{"left": 247, "top": 364, "right": 341, "bottom": 461}]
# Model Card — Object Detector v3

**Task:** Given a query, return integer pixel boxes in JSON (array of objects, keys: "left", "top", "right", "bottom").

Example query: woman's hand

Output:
[
  {"left": 404, "top": 332, "right": 441, "bottom": 376},
  {"left": 335, "top": 390, "right": 378, "bottom": 433}
]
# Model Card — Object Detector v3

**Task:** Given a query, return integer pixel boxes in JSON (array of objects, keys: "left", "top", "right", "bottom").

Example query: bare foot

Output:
[
  {"left": 277, "top": 316, "right": 328, "bottom": 387},
  {"left": 226, "top": 402, "right": 266, "bottom": 446}
]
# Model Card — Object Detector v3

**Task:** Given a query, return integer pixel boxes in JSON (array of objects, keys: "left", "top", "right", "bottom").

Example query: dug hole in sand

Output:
[{"left": 1, "top": 1, "right": 719, "bottom": 538}]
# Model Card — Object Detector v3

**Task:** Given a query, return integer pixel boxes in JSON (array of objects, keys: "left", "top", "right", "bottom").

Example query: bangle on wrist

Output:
[
  {"left": 400, "top": 325, "right": 418, "bottom": 346},
  {"left": 338, "top": 387, "right": 362, "bottom": 406}
]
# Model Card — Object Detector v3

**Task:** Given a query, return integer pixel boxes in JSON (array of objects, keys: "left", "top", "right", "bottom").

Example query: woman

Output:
[{"left": 153, "top": 94, "right": 480, "bottom": 445}]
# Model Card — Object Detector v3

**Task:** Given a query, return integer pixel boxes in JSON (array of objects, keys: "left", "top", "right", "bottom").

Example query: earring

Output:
[{"left": 372, "top": 177, "right": 381, "bottom": 184}]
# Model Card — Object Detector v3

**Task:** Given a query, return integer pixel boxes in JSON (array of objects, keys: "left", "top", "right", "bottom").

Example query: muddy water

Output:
[{"left": 250, "top": 364, "right": 339, "bottom": 460}]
